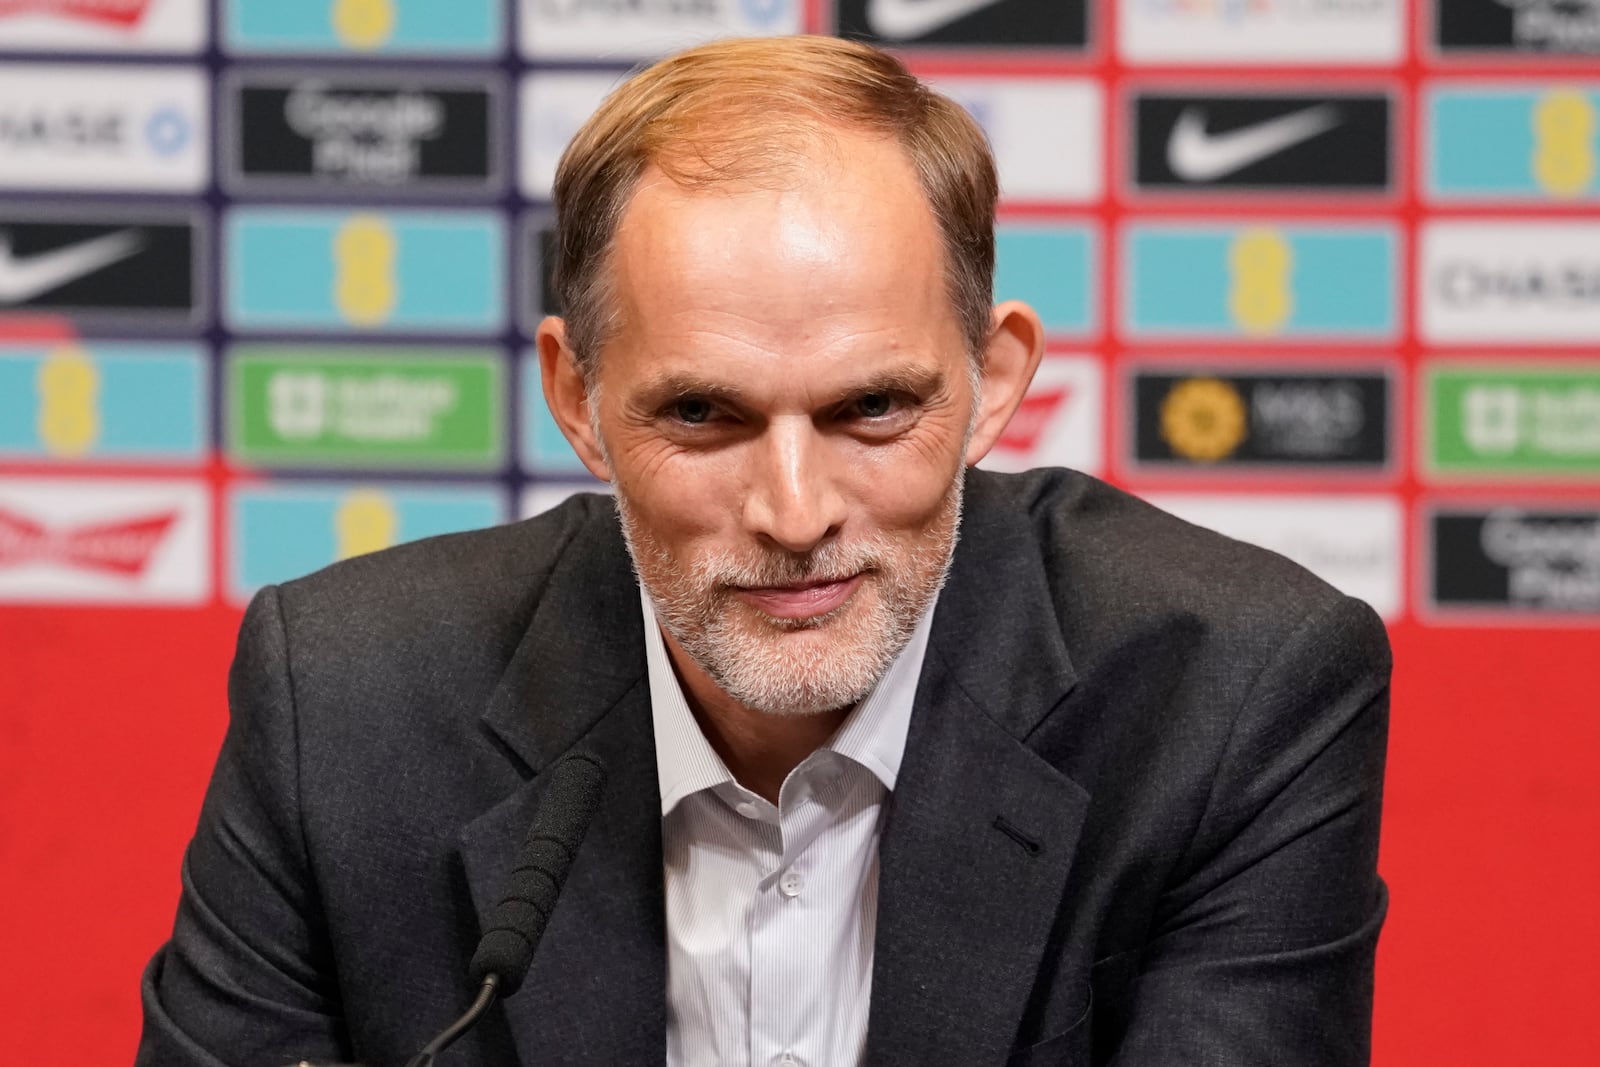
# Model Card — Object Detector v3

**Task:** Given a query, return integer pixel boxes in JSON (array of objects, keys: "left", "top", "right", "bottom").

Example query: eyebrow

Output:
[{"left": 628, "top": 364, "right": 949, "bottom": 412}]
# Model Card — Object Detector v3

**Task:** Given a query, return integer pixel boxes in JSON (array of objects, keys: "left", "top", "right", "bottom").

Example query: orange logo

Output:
[{"left": 0, "top": 507, "right": 177, "bottom": 576}]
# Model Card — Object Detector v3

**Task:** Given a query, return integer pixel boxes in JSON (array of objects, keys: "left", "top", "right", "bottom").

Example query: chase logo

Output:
[
  {"left": 1124, "top": 224, "right": 1397, "bottom": 340},
  {"left": 0, "top": 64, "right": 207, "bottom": 192},
  {"left": 223, "top": 0, "right": 503, "bottom": 56},
  {"left": 994, "top": 224, "right": 1096, "bottom": 335},
  {"left": 0, "top": 342, "right": 205, "bottom": 463},
  {"left": 1429, "top": 85, "right": 1600, "bottom": 201},
  {"left": 228, "top": 481, "right": 506, "bottom": 602},
  {"left": 519, "top": 0, "right": 801, "bottom": 61},
  {"left": 1421, "top": 221, "right": 1600, "bottom": 343},
  {"left": 226, "top": 209, "right": 505, "bottom": 334}
]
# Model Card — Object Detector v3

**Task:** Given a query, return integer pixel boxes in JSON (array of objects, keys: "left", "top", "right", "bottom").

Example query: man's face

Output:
[{"left": 543, "top": 130, "right": 1031, "bottom": 718}]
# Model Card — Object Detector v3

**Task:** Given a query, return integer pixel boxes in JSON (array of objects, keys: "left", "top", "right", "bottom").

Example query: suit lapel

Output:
[
  {"left": 866, "top": 472, "right": 1092, "bottom": 1067},
  {"left": 457, "top": 499, "right": 666, "bottom": 1063}
]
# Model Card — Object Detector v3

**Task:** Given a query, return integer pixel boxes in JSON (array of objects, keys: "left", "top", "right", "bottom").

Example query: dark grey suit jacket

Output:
[{"left": 137, "top": 469, "right": 1390, "bottom": 1067}]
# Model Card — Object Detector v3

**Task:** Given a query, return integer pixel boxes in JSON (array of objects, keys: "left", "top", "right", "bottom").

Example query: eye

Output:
[
  {"left": 855, "top": 392, "right": 895, "bottom": 419},
  {"left": 669, "top": 397, "right": 715, "bottom": 425}
]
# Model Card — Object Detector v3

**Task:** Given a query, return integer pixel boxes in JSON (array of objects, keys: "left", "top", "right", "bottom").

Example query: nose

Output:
[{"left": 742, "top": 416, "right": 846, "bottom": 554}]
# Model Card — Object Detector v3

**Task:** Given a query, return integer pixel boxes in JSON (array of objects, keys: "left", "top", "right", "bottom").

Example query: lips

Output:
[{"left": 733, "top": 573, "right": 865, "bottom": 620}]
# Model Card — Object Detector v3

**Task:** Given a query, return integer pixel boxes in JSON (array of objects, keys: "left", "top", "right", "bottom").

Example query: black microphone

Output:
[{"left": 403, "top": 752, "right": 607, "bottom": 1067}]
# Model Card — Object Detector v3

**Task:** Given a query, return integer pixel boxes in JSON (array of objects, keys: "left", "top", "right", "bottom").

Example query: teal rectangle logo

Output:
[
  {"left": 1124, "top": 224, "right": 1397, "bottom": 339},
  {"left": 0, "top": 343, "right": 206, "bottom": 462},
  {"left": 228, "top": 481, "right": 506, "bottom": 600},
  {"left": 227, "top": 209, "right": 505, "bottom": 334},
  {"left": 1429, "top": 86, "right": 1600, "bottom": 201},
  {"left": 995, "top": 224, "right": 1096, "bottom": 336},
  {"left": 223, "top": 0, "right": 504, "bottom": 56}
]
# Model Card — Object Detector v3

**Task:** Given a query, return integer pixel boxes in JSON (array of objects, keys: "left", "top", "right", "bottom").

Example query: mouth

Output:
[{"left": 732, "top": 573, "right": 865, "bottom": 621}]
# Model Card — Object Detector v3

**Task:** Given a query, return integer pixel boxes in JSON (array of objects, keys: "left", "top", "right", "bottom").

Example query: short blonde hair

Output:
[{"left": 551, "top": 35, "right": 999, "bottom": 379}]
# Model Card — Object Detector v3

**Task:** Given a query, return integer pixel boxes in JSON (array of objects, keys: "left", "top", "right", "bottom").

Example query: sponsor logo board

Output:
[
  {"left": 224, "top": 69, "right": 503, "bottom": 196},
  {"left": 1425, "top": 362, "right": 1600, "bottom": 478},
  {"left": 1130, "top": 366, "right": 1392, "bottom": 472},
  {"left": 0, "top": 476, "right": 209, "bottom": 603},
  {"left": 521, "top": 482, "right": 610, "bottom": 519},
  {"left": 1131, "top": 90, "right": 1393, "bottom": 193},
  {"left": 1427, "top": 504, "right": 1600, "bottom": 618},
  {"left": 228, "top": 346, "right": 505, "bottom": 470},
  {"left": 1125, "top": 224, "right": 1397, "bottom": 340},
  {"left": 226, "top": 208, "right": 505, "bottom": 334},
  {"left": 1428, "top": 85, "right": 1600, "bottom": 201},
  {"left": 923, "top": 77, "right": 1101, "bottom": 203},
  {"left": 0, "top": 207, "right": 203, "bottom": 327},
  {"left": 0, "top": 0, "right": 207, "bottom": 52},
  {"left": 1434, "top": 0, "right": 1600, "bottom": 56},
  {"left": 995, "top": 224, "right": 1096, "bottom": 336},
  {"left": 1421, "top": 220, "right": 1600, "bottom": 343},
  {"left": 228, "top": 481, "right": 506, "bottom": 601},
  {"left": 519, "top": 70, "right": 628, "bottom": 201},
  {"left": 1121, "top": 0, "right": 1403, "bottom": 64},
  {"left": 0, "top": 64, "right": 207, "bottom": 192},
  {"left": 978, "top": 354, "right": 1103, "bottom": 475},
  {"left": 519, "top": 214, "right": 559, "bottom": 331},
  {"left": 0, "top": 342, "right": 205, "bottom": 462},
  {"left": 519, "top": 0, "right": 800, "bottom": 60},
  {"left": 1147, "top": 492, "right": 1404, "bottom": 620},
  {"left": 223, "top": 0, "right": 503, "bottom": 55},
  {"left": 834, "top": 0, "right": 1089, "bottom": 49}
]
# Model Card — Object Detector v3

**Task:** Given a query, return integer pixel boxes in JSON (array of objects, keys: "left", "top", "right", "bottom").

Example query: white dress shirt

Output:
[{"left": 642, "top": 587, "right": 936, "bottom": 1067}]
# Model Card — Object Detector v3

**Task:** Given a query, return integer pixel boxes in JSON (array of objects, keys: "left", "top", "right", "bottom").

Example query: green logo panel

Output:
[
  {"left": 229, "top": 345, "right": 504, "bottom": 469},
  {"left": 1427, "top": 364, "right": 1600, "bottom": 478}
]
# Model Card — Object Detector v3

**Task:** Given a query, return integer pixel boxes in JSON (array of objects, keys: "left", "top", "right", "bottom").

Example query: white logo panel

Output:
[
  {"left": 1145, "top": 492, "right": 1403, "bottom": 620},
  {"left": 979, "top": 355, "right": 1103, "bottom": 475},
  {"left": 519, "top": 0, "right": 801, "bottom": 60},
  {"left": 1120, "top": 0, "right": 1403, "bottom": 64},
  {"left": 0, "top": 476, "right": 210, "bottom": 604},
  {"left": 1421, "top": 221, "right": 1600, "bottom": 345},
  {"left": 0, "top": 64, "right": 208, "bottom": 192},
  {"left": 519, "top": 70, "right": 630, "bottom": 200},
  {"left": 0, "top": 0, "right": 206, "bottom": 53},
  {"left": 924, "top": 76, "right": 1102, "bottom": 203}
]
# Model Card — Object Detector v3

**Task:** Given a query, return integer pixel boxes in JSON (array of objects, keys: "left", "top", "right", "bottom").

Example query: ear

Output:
[
  {"left": 963, "top": 300, "right": 1046, "bottom": 467},
  {"left": 535, "top": 315, "right": 613, "bottom": 483}
]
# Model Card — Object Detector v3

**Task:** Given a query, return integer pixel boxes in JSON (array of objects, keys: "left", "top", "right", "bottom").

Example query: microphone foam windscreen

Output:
[{"left": 469, "top": 752, "right": 606, "bottom": 997}]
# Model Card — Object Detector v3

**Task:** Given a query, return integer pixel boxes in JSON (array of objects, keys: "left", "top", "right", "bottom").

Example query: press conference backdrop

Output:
[{"left": 0, "top": 0, "right": 1595, "bottom": 1061}]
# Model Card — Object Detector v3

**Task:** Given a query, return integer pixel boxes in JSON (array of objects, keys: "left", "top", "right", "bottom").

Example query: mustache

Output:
[{"left": 699, "top": 540, "right": 886, "bottom": 590}]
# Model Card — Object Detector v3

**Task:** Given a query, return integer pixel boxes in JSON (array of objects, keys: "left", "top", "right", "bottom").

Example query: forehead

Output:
[{"left": 600, "top": 129, "right": 961, "bottom": 384}]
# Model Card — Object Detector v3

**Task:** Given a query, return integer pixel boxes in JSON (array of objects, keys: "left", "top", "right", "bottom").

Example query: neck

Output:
[{"left": 661, "top": 628, "right": 848, "bottom": 804}]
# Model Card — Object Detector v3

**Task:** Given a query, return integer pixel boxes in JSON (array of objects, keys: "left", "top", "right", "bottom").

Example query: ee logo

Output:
[
  {"left": 333, "top": 0, "right": 395, "bottom": 50},
  {"left": 334, "top": 215, "right": 399, "bottom": 327},
  {"left": 1228, "top": 229, "right": 1293, "bottom": 337},
  {"left": 37, "top": 346, "right": 99, "bottom": 458},
  {"left": 335, "top": 489, "right": 399, "bottom": 560},
  {"left": 1532, "top": 89, "right": 1596, "bottom": 199}
]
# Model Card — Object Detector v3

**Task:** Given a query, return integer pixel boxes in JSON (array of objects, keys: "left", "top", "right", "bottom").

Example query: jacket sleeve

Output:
[
  {"left": 1109, "top": 593, "right": 1392, "bottom": 1066},
  {"left": 137, "top": 585, "right": 351, "bottom": 1067}
]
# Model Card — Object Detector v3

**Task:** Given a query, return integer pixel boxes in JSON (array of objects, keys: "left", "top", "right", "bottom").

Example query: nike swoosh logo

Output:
[
  {"left": 0, "top": 229, "right": 144, "bottom": 305},
  {"left": 1166, "top": 104, "right": 1341, "bottom": 182},
  {"left": 866, "top": 0, "right": 1005, "bottom": 40}
]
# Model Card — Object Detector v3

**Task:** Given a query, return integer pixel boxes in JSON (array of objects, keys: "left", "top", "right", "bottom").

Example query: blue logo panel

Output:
[
  {"left": 995, "top": 224, "right": 1097, "bottom": 336},
  {"left": 227, "top": 209, "right": 505, "bottom": 334},
  {"left": 519, "top": 351, "right": 606, "bottom": 478},
  {"left": 223, "top": 0, "right": 504, "bottom": 56},
  {"left": 229, "top": 482, "right": 506, "bottom": 600},
  {"left": 1429, "top": 86, "right": 1600, "bottom": 201},
  {"left": 1124, "top": 225, "right": 1397, "bottom": 339},
  {"left": 0, "top": 343, "right": 206, "bottom": 462}
]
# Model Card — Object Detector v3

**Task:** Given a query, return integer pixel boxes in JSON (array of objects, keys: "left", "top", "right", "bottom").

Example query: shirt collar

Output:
[{"left": 642, "top": 584, "right": 937, "bottom": 817}]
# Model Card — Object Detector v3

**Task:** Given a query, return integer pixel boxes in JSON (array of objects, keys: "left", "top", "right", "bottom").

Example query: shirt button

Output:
[
  {"left": 776, "top": 1053, "right": 802, "bottom": 1067},
  {"left": 779, "top": 871, "right": 803, "bottom": 898},
  {"left": 735, "top": 801, "right": 759, "bottom": 819}
]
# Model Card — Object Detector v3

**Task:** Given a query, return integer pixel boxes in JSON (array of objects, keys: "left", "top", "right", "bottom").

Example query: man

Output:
[{"left": 138, "top": 36, "right": 1390, "bottom": 1067}]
